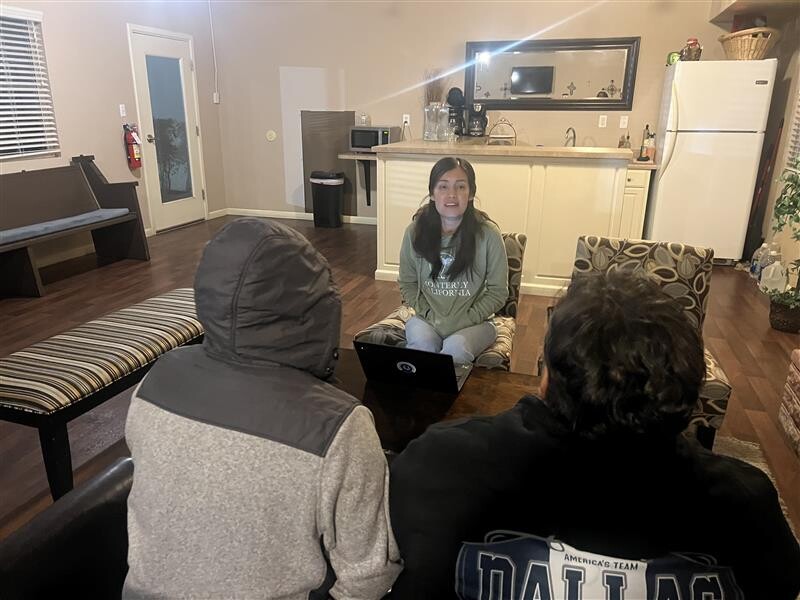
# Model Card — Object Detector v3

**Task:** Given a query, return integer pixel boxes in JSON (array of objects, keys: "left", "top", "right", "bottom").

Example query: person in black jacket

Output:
[{"left": 389, "top": 270, "right": 800, "bottom": 600}]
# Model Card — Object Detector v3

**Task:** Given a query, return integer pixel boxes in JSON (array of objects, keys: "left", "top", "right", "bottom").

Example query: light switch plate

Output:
[
  {"left": 119, "top": 104, "right": 126, "bottom": 117},
  {"left": 619, "top": 116, "right": 629, "bottom": 129},
  {"left": 598, "top": 115, "right": 607, "bottom": 128}
]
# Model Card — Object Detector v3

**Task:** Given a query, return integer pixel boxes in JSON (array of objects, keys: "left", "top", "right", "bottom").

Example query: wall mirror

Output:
[{"left": 464, "top": 37, "right": 640, "bottom": 111}]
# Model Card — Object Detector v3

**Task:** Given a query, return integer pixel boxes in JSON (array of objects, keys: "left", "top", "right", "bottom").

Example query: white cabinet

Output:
[
  {"left": 375, "top": 148, "right": 633, "bottom": 296},
  {"left": 619, "top": 168, "right": 652, "bottom": 239}
]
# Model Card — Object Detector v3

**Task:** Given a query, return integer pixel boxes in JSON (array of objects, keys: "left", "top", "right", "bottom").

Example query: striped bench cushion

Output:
[{"left": 0, "top": 289, "right": 202, "bottom": 415}]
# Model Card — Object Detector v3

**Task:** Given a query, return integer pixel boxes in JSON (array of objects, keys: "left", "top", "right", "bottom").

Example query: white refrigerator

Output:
[{"left": 645, "top": 59, "right": 777, "bottom": 260}]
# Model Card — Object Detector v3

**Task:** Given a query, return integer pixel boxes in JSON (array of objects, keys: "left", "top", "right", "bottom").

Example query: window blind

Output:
[{"left": 0, "top": 7, "right": 59, "bottom": 159}]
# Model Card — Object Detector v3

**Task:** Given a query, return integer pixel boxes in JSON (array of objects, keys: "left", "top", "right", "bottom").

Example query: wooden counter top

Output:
[
  {"left": 627, "top": 161, "right": 658, "bottom": 171},
  {"left": 374, "top": 139, "right": 633, "bottom": 160}
]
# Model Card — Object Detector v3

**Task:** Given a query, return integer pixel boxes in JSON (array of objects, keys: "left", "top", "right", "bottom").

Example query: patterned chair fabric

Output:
[
  {"left": 354, "top": 233, "right": 527, "bottom": 371},
  {"left": 572, "top": 236, "right": 732, "bottom": 432},
  {"left": 0, "top": 289, "right": 203, "bottom": 415}
]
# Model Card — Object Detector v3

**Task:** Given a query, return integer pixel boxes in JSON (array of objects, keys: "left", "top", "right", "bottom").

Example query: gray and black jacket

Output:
[{"left": 123, "top": 218, "right": 402, "bottom": 600}]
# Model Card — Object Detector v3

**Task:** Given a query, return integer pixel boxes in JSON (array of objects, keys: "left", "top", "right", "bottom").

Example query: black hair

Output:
[
  {"left": 543, "top": 270, "right": 705, "bottom": 442},
  {"left": 411, "top": 156, "right": 493, "bottom": 281}
]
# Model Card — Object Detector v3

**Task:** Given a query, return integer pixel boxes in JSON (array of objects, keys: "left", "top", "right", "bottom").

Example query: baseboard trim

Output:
[
  {"left": 225, "top": 208, "right": 376, "bottom": 225},
  {"left": 227, "top": 208, "right": 312, "bottom": 220},
  {"left": 374, "top": 268, "right": 398, "bottom": 282},
  {"left": 207, "top": 209, "right": 228, "bottom": 219},
  {"left": 344, "top": 215, "right": 377, "bottom": 225},
  {"left": 520, "top": 282, "right": 563, "bottom": 297}
]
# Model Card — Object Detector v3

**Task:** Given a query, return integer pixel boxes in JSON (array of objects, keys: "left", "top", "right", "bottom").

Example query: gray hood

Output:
[{"left": 194, "top": 218, "right": 341, "bottom": 379}]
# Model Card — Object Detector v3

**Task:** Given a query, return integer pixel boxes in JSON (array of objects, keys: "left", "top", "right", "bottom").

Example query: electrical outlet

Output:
[
  {"left": 619, "top": 116, "right": 629, "bottom": 129},
  {"left": 402, "top": 114, "right": 411, "bottom": 127},
  {"left": 598, "top": 115, "right": 607, "bottom": 128}
]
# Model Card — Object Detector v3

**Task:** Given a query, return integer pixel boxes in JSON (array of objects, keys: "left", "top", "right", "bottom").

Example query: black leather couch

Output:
[{"left": 0, "top": 457, "right": 132, "bottom": 599}]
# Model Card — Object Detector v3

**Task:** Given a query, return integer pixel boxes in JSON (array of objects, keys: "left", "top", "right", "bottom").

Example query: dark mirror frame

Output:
[{"left": 464, "top": 37, "right": 640, "bottom": 111}]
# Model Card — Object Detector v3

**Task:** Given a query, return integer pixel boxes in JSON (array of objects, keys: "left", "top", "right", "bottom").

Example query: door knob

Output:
[{"left": 146, "top": 134, "right": 156, "bottom": 143}]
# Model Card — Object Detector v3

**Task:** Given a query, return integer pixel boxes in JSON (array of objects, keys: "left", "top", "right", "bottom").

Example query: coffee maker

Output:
[
  {"left": 446, "top": 87, "right": 466, "bottom": 137},
  {"left": 468, "top": 102, "right": 488, "bottom": 137}
]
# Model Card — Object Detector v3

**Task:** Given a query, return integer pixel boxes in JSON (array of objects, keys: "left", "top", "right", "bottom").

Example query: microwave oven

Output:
[{"left": 349, "top": 126, "right": 401, "bottom": 153}]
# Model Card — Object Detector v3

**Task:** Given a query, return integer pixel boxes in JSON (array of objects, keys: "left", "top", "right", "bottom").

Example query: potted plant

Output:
[{"left": 767, "top": 157, "right": 800, "bottom": 332}]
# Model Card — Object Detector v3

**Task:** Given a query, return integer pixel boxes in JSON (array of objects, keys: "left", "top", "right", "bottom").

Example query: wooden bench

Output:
[
  {"left": 0, "top": 155, "right": 149, "bottom": 298},
  {"left": 0, "top": 289, "right": 203, "bottom": 500}
]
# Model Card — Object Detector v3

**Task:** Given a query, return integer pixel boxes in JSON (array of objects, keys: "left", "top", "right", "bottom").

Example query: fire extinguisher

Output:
[{"left": 124, "top": 124, "right": 142, "bottom": 169}]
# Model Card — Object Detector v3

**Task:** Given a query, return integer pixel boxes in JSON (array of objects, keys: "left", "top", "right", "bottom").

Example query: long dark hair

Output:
[{"left": 411, "top": 157, "right": 493, "bottom": 281}]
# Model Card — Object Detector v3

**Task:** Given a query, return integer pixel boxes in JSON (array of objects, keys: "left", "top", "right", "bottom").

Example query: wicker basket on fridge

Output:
[{"left": 718, "top": 27, "right": 780, "bottom": 60}]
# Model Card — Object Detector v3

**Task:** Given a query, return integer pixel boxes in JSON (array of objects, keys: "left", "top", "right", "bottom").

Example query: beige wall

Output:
[
  {"left": 212, "top": 1, "right": 732, "bottom": 213},
  {"left": 0, "top": 0, "right": 226, "bottom": 263},
  {"left": 2, "top": 1, "right": 796, "bottom": 263}
]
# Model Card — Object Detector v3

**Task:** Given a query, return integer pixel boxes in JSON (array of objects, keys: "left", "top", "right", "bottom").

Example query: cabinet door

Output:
[
  {"left": 469, "top": 161, "right": 532, "bottom": 234},
  {"left": 383, "top": 159, "right": 436, "bottom": 265},
  {"left": 537, "top": 164, "right": 620, "bottom": 279},
  {"left": 629, "top": 186, "right": 646, "bottom": 238},
  {"left": 621, "top": 187, "right": 646, "bottom": 238}
]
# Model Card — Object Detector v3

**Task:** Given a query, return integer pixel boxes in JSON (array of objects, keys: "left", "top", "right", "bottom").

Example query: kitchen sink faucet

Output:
[{"left": 565, "top": 127, "right": 576, "bottom": 147}]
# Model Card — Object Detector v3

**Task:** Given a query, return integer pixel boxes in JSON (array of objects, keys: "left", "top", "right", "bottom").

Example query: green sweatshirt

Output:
[{"left": 398, "top": 220, "right": 508, "bottom": 338}]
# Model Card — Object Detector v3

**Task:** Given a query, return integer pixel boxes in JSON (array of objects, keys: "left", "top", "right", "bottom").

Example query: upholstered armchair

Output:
[
  {"left": 548, "top": 236, "right": 732, "bottom": 447},
  {"left": 354, "top": 233, "right": 527, "bottom": 370}
]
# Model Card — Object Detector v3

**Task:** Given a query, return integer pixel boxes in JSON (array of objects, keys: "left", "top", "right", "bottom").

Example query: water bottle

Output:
[
  {"left": 758, "top": 246, "right": 781, "bottom": 283},
  {"left": 761, "top": 260, "right": 788, "bottom": 293},
  {"left": 750, "top": 243, "right": 768, "bottom": 279}
]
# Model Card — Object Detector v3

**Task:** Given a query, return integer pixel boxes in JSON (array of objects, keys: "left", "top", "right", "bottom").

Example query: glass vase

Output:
[
  {"left": 423, "top": 102, "right": 443, "bottom": 141},
  {"left": 436, "top": 104, "right": 450, "bottom": 141}
]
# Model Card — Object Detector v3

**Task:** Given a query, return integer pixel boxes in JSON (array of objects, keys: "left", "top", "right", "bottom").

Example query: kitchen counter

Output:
[
  {"left": 374, "top": 140, "right": 647, "bottom": 296},
  {"left": 374, "top": 139, "right": 633, "bottom": 160},
  {"left": 628, "top": 161, "right": 658, "bottom": 171}
]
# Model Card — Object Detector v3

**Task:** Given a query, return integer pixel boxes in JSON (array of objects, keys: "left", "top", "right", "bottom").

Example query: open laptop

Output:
[{"left": 354, "top": 340, "right": 473, "bottom": 394}]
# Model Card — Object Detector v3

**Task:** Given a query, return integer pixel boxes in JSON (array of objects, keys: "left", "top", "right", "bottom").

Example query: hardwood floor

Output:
[{"left": 1, "top": 216, "right": 798, "bottom": 539}]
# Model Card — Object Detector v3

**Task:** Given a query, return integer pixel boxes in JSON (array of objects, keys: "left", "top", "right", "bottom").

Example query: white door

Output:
[
  {"left": 669, "top": 59, "right": 776, "bottom": 132},
  {"left": 650, "top": 131, "right": 764, "bottom": 259},
  {"left": 129, "top": 26, "right": 205, "bottom": 231}
]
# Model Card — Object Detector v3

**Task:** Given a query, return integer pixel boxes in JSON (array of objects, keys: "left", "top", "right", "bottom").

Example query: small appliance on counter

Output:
[
  {"left": 446, "top": 87, "right": 466, "bottom": 137},
  {"left": 467, "top": 103, "right": 488, "bottom": 137},
  {"left": 349, "top": 126, "right": 401, "bottom": 153}
]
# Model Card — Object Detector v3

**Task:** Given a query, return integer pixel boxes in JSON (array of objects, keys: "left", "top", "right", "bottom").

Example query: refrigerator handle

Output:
[
  {"left": 657, "top": 81, "right": 679, "bottom": 184},
  {"left": 669, "top": 80, "right": 679, "bottom": 132},
  {"left": 658, "top": 132, "right": 677, "bottom": 184}
]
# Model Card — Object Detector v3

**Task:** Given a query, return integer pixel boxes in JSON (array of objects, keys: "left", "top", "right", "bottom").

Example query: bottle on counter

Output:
[{"left": 644, "top": 131, "right": 656, "bottom": 162}]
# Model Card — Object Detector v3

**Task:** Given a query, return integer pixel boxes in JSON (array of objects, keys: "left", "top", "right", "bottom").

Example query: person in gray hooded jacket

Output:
[{"left": 123, "top": 218, "right": 402, "bottom": 600}]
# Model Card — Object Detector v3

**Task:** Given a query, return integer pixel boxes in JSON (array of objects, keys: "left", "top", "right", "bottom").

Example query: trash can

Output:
[{"left": 309, "top": 170, "right": 345, "bottom": 228}]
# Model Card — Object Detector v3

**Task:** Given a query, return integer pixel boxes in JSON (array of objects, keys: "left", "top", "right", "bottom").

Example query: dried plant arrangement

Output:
[{"left": 424, "top": 69, "right": 446, "bottom": 105}]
